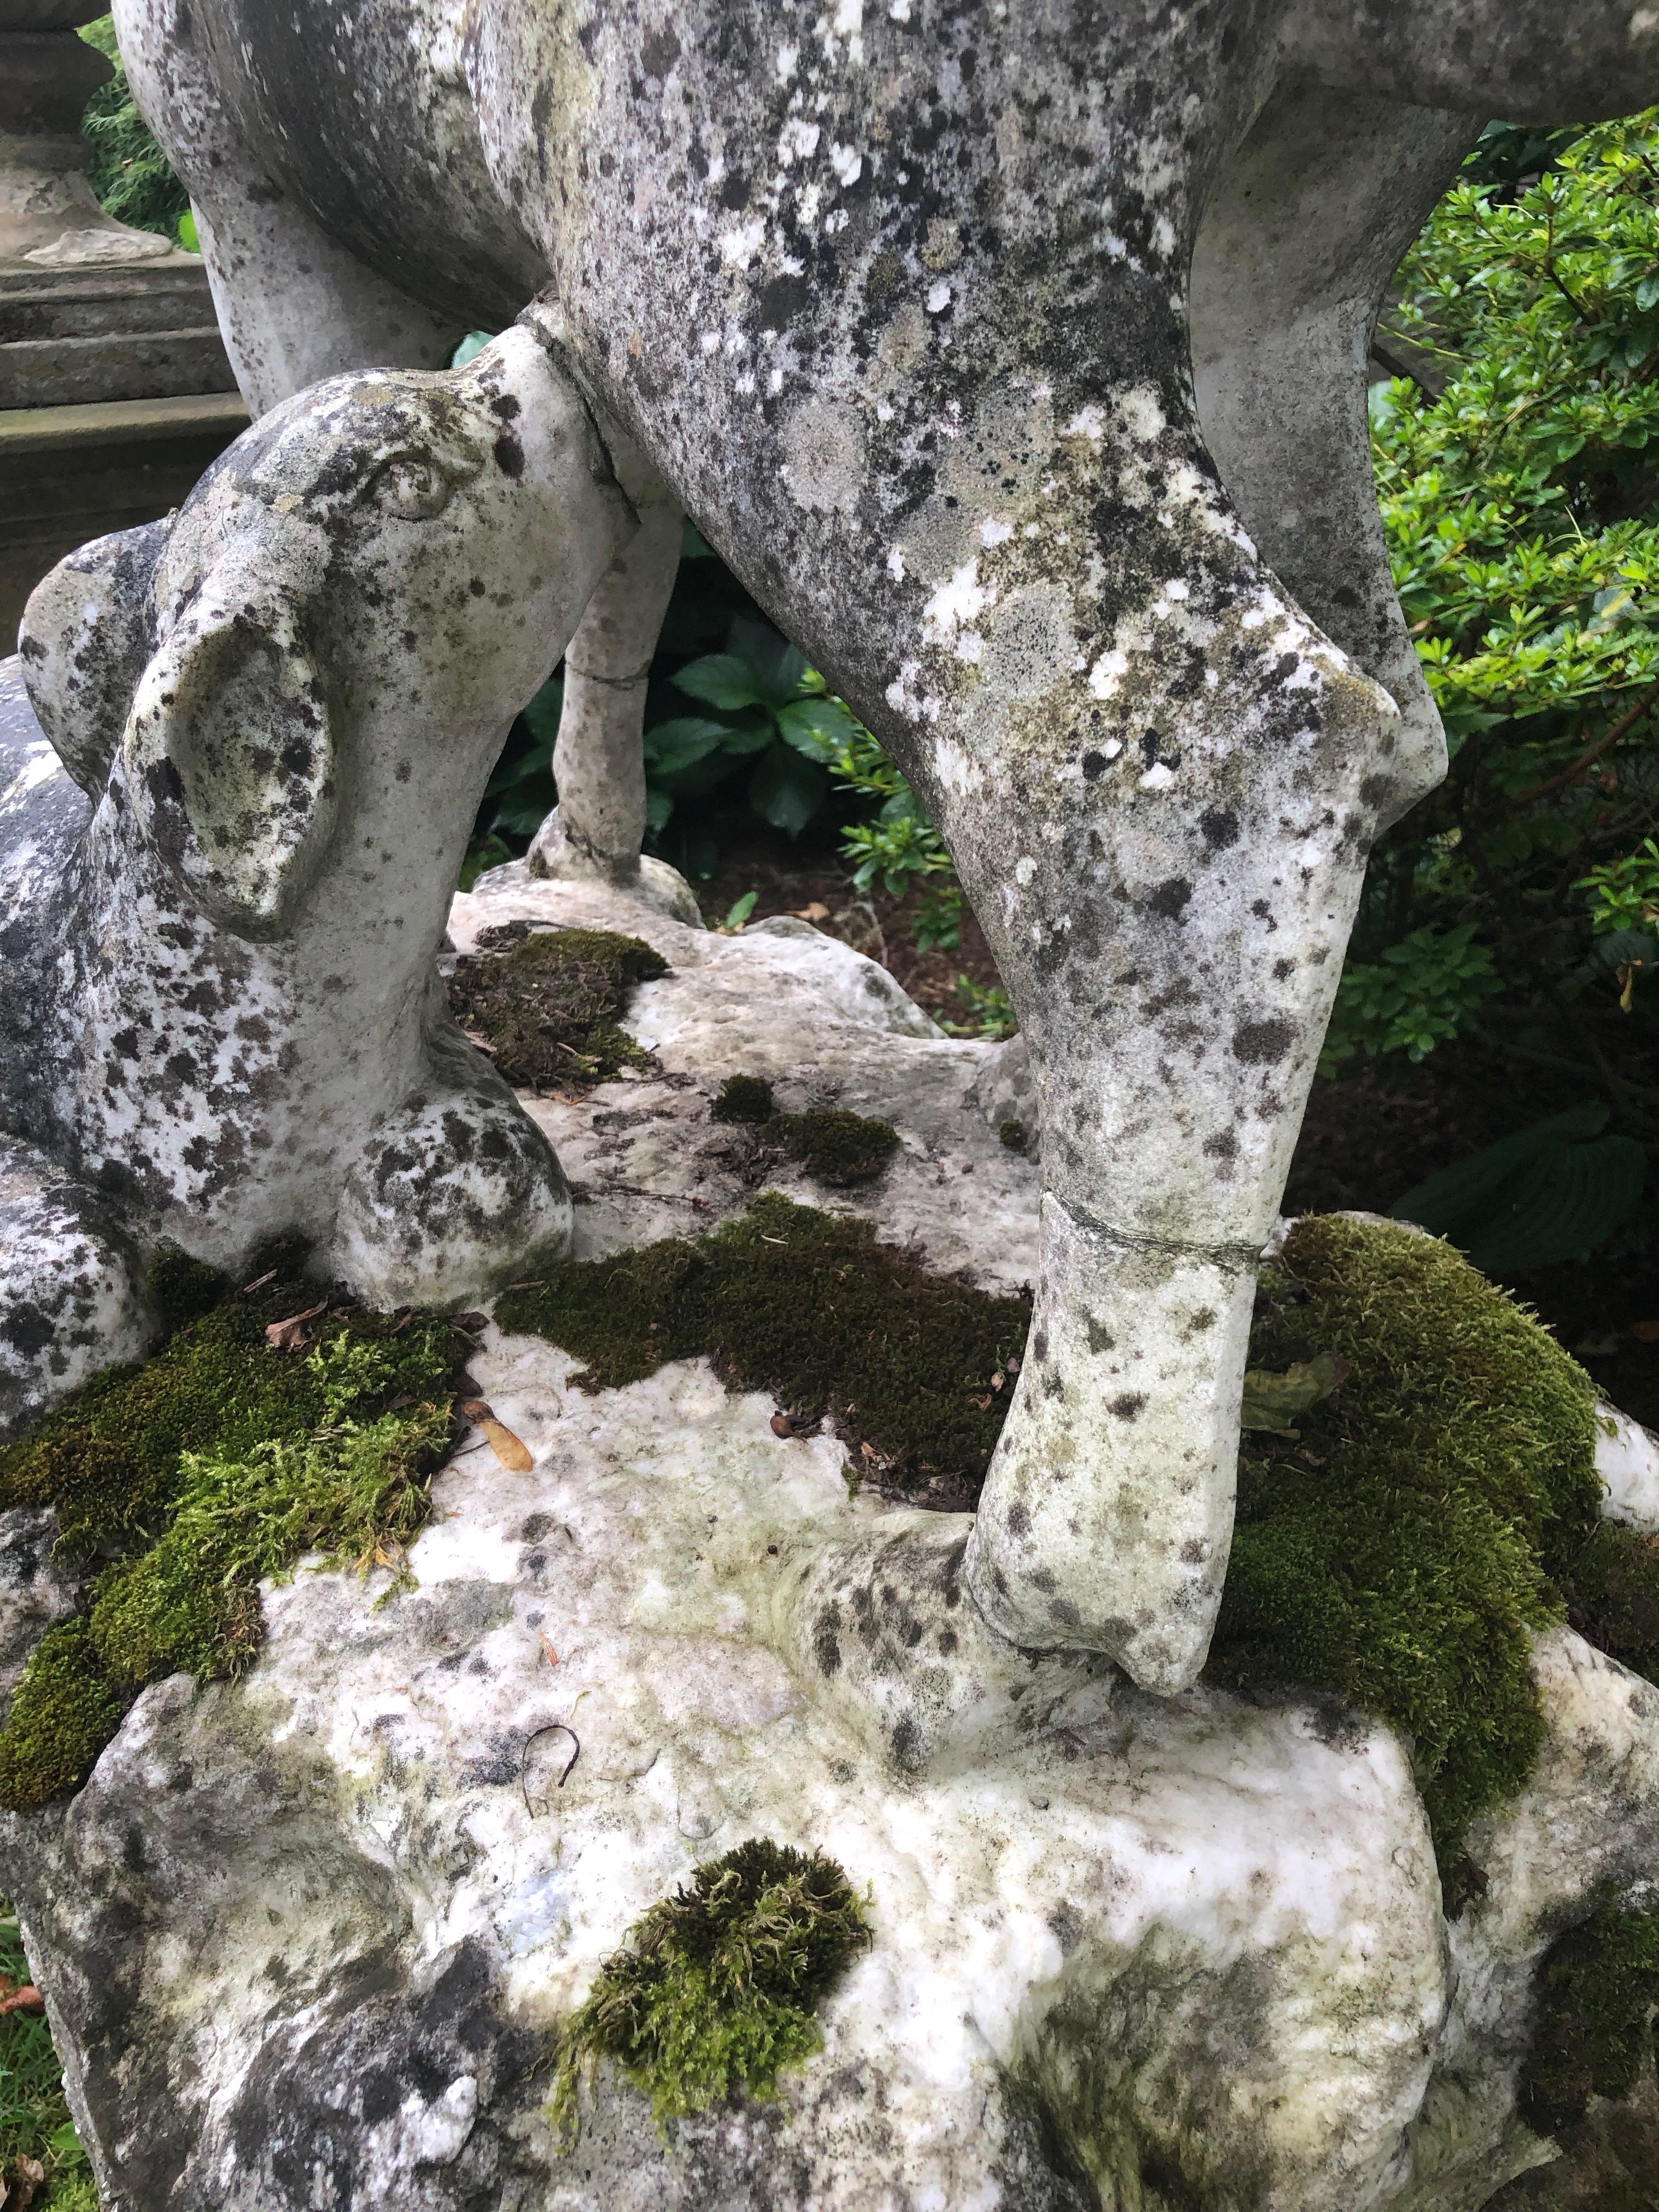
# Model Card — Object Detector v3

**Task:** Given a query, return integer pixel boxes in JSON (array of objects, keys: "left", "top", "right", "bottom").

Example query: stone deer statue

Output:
[
  {"left": 0, "top": 329, "right": 632, "bottom": 1434},
  {"left": 58, "top": 0, "right": 1659, "bottom": 1693}
]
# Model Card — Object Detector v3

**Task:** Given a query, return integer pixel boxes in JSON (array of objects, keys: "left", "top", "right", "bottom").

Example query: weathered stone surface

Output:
[{"left": 4, "top": 879, "right": 1658, "bottom": 2212}]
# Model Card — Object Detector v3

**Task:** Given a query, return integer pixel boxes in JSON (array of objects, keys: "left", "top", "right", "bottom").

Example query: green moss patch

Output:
[
  {"left": 1564, "top": 1520, "right": 1659, "bottom": 1688},
  {"left": 445, "top": 924, "right": 668, "bottom": 1088},
  {"left": 712, "top": 1074, "right": 775, "bottom": 1124},
  {"left": 551, "top": 1838, "right": 869, "bottom": 2140},
  {"left": 497, "top": 1194, "right": 1028, "bottom": 1509},
  {"left": 0, "top": 1257, "right": 468, "bottom": 1811},
  {"left": 2, "top": 1897, "right": 97, "bottom": 2208},
  {"left": 1209, "top": 1214, "right": 1603, "bottom": 1858},
  {"left": 0, "top": 1623, "right": 131, "bottom": 1813},
  {"left": 707, "top": 1075, "right": 900, "bottom": 1187},
  {"left": 1520, "top": 1900, "right": 1659, "bottom": 2140}
]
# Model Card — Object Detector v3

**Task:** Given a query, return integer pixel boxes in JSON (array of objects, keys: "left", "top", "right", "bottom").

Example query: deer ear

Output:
[
  {"left": 19, "top": 519, "right": 170, "bottom": 798},
  {"left": 127, "top": 579, "right": 337, "bottom": 940}
]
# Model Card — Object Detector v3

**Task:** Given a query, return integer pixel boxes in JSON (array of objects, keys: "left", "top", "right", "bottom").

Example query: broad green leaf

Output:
[
  {"left": 748, "top": 744, "right": 828, "bottom": 837},
  {"left": 778, "top": 697, "right": 860, "bottom": 760},
  {"left": 642, "top": 716, "right": 732, "bottom": 774},
  {"left": 672, "top": 653, "right": 769, "bottom": 710}
]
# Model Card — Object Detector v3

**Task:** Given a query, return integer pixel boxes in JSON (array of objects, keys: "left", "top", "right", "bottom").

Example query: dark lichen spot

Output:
[
  {"left": 999, "top": 1119, "right": 1030, "bottom": 1153},
  {"left": 444, "top": 925, "right": 668, "bottom": 1089},
  {"left": 1110, "top": 1393, "right": 1146, "bottom": 1420},
  {"left": 1200, "top": 808, "right": 1239, "bottom": 849},
  {"left": 1231, "top": 1017, "right": 1294, "bottom": 1065},
  {"left": 549, "top": 1837, "right": 869, "bottom": 2138}
]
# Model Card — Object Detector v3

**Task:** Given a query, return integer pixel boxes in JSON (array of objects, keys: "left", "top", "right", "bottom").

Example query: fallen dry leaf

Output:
[
  {"left": 770, "top": 1412, "right": 795, "bottom": 1438},
  {"left": 461, "top": 1399, "right": 534, "bottom": 1472},
  {"left": 264, "top": 1301, "right": 326, "bottom": 1351},
  {"left": 788, "top": 901, "right": 831, "bottom": 922},
  {"left": 2, "top": 2154, "right": 46, "bottom": 2211},
  {"left": 1633, "top": 1320, "right": 1659, "bottom": 1343},
  {"left": 539, "top": 1631, "right": 560, "bottom": 1670},
  {"left": 0, "top": 1983, "right": 42, "bottom": 2018}
]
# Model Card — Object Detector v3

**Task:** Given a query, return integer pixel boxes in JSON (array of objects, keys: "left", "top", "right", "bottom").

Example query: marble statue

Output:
[
  {"left": 0, "top": 327, "right": 632, "bottom": 1433},
  {"left": 4, "top": 0, "right": 1652, "bottom": 1694}
]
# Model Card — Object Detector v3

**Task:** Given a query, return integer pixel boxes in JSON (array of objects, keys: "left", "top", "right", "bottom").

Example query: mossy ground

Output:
[
  {"left": 1520, "top": 1899, "right": 1659, "bottom": 2142},
  {"left": 708, "top": 1074, "right": 900, "bottom": 1186},
  {"left": 445, "top": 925, "right": 668, "bottom": 1088},
  {"left": 497, "top": 1194, "right": 1028, "bottom": 1509},
  {"left": 1, "top": 1899, "right": 97, "bottom": 2209},
  {"left": 0, "top": 1254, "right": 467, "bottom": 1812},
  {"left": 550, "top": 1838, "right": 868, "bottom": 2140},
  {"left": 1210, "top": 1215, "right": 1604, "bottom": 1857}
]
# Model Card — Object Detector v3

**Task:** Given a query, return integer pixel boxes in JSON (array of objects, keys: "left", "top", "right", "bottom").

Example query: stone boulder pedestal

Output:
[{"left": 3, "top": 877, "right": 1659, "bottom": 2210}]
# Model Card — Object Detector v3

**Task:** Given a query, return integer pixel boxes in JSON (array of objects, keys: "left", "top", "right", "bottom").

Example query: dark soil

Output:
[{"left": 690, "top": 806, "right": 1003, "bottom": 1030}]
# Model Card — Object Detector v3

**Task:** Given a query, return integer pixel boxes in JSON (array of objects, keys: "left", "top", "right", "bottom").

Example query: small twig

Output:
[
  {"left": 1497, "top": 687, "right": 1659, "bottom": 817},
  {"left": 521, "top": 1723, "right": 580, "bottom": 1813}
]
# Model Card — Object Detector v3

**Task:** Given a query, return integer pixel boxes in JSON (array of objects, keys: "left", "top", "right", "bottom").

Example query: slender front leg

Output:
[
  {"left": 888, "top": 390, "right": 1416, "bottom": 1692},
  {"left": 526, "top": 476, "right": 682, "bottom": 884}
]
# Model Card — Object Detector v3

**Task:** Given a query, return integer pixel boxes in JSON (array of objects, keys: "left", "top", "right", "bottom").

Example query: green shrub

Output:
[{"left": 79, "top": 18, "right": 190, "bottom": 244}]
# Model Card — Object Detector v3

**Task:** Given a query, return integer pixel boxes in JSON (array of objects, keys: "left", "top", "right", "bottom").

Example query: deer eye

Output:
[{"left": 370, "top": 452, "right": 453, "bottom": 521}]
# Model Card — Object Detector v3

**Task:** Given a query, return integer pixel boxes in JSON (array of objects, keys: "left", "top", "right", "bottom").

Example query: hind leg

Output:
[{"left": 114, "top": 0, "right": 461, "bottom": 414}]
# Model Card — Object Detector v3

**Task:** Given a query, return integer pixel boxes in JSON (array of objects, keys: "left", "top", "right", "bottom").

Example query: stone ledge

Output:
[{"left": 0, "top": 388, "right": 249, "bottom": 455}]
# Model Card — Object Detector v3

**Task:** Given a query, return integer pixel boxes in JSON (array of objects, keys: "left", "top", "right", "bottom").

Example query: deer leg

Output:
[
  {"left": 521, "top": 419, "right": 703, "bottom": 922},
  {"left": 115, "top": 0, "right": 461, "bottom": 413}
]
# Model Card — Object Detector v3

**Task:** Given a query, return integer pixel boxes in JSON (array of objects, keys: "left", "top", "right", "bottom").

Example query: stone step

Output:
[{"left": 0, "top": 326, "right": 239, "bottom": 408}]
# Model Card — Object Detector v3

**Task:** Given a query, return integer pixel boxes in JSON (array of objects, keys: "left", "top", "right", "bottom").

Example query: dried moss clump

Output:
[
  {"left": 1519, "top": 1900, "right": 1659, "bottom": 2140},
  {"left": 0, "top": 1260, "right": 466, "bottom": 1811},
  {"left": 497, "top": 1193, "right": 1028, "bottom": 1509},
  {"left": 774, "top": 1110, "right": 900, "bottom": 1187},
  {"left": 551, "top": 1838, "right": 869, "bottom": 2138},
  {"left": 1209, "top": 1214, "right": 1602, "bottom": 1859},
  {"left": 445, "top": 924, "right": 668, "bottom": 1088}
]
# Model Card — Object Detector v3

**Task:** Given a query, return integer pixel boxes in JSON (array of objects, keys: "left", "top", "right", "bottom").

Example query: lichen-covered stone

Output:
[
  {"left": 110, "top": 0, "right": 1659, "bottom": 1689},
  {"left": 0, "top": 325, "right": 637, "bottom": 1421}
]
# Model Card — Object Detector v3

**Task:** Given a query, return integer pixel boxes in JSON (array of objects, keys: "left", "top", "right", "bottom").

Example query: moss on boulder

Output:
[
  {"left": 445, "top": 923, "right": 667, "bottom": 1088},
  {"left": 1210, "top": 1215, "right": 1602, "bottom": 1857},
  {"left": 551, "top": 1837, "right": 869, "bottom": 2138},
  {"left": 497, "top": 1194, "right": 1027, "bottom": 1510},
  {"left": 0, "top": 1259, "right": 467, "bottom": 1810},
  {"left": 1519, "top": 1899, "right": 1659, "bottom": 2142},
  {"left": 707, "top": 1075, "right": 900, "bottom": 1186}
]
